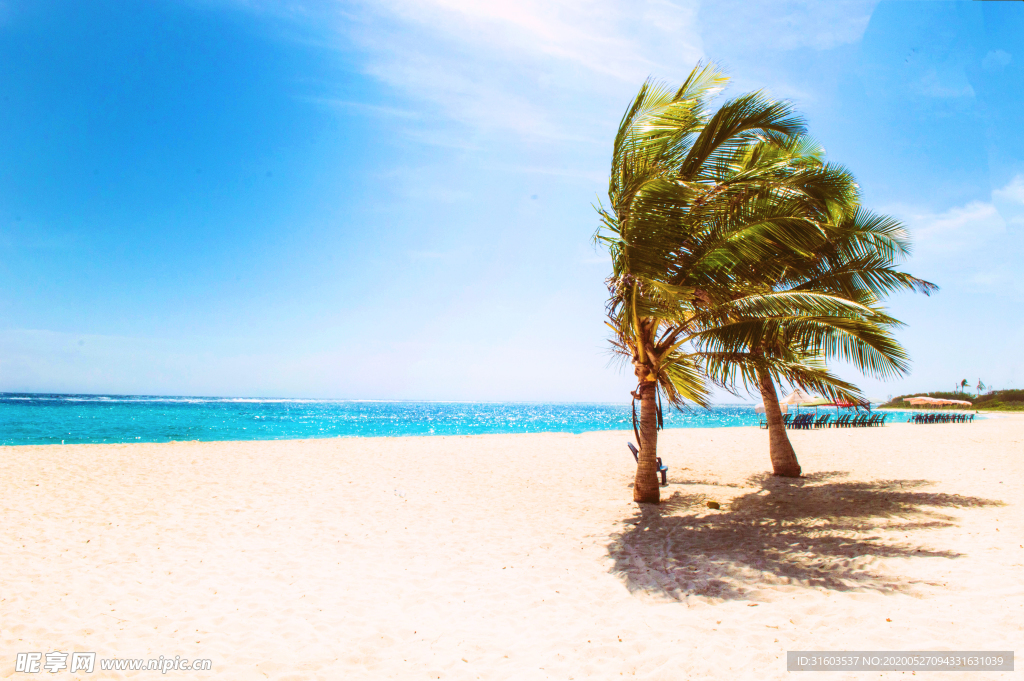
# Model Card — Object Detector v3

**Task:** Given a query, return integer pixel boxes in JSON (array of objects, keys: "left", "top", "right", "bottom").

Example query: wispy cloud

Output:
[
  {"left": 915, "top": 68, "right": 975, "bottom": 99},
  {"left": 329, "top": 0, "right": 888, "bottom": 143},
  {"left": 698, "top": 0, "right": 878, "bottom": 52},
  {"left": 903, "top": 200, "right": 1004, "bottom": 255},
  {"left": 228, "top": 0, "right": 885, "bottom": 143},
  {"left": 889, "top": 176, "right": 1023, "bottom": 280},
  {"left": 481, "top": 163, "right": 606, "bottom": 184},
  {"left": 357, "top": 0, "right": 701, "bottom": 80},
  {"left": 407, "top": 248, "right": 466, "bottom": 260},
  {"left": 982, "top": 49, "right": 1012, "bottom": 71},
  {"left": 993, "top": 174, "right": 1024, "bottom": 206},
  {"left": 252, "top": 0, "right": 706, "bottom": 142},
  {"left": 307, "top": 96, "right": 422, "bottom": 119}
]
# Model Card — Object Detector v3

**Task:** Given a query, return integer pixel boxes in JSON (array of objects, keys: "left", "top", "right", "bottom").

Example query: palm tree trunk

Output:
[
  {"left": 633, "top": 379, "right": 661, "bottom": 503},
  {"left": 758, "top": 369, "right": 802, "bottom": 477}
]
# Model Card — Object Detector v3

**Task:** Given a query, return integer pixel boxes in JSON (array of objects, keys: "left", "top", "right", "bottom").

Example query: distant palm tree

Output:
[
  {"left": 978, "top": 379, "right": 987, "bottom": 394},
  {"left": 960, "top": 379, "right": 970, "bottom": 393}
]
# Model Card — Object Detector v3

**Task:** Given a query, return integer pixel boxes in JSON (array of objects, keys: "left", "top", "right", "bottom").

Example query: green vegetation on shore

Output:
[{"left": 879, "top": 390, "right": 1024, "bottom": 411}]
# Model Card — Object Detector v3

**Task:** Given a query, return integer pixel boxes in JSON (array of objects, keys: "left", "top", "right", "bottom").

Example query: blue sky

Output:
[{"left": 0, "top": 0, "right": 1021, "bottom": 401}]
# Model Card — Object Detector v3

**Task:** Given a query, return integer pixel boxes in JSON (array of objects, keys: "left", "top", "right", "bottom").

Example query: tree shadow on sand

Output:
[{"left": 608, "top": 471, "right": 1004, "bottom": 602}]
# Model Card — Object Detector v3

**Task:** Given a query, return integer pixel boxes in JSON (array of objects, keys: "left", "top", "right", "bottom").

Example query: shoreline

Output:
[
  {"left": 3, "top": 418, "right": 1022, "bottom": 679},
  {"left": 3, "top": 412, "right": 1003, "bottom": 449}
]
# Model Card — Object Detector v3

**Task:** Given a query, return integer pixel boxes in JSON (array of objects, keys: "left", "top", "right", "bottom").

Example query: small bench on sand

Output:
[{"left": 627, "top": 442, "right": 668, "bottom": 486}]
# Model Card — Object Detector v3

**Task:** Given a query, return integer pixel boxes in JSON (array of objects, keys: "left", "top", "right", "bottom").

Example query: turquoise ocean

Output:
[{"left": 0, "top": 393, "right": 779, "bottom": 446}]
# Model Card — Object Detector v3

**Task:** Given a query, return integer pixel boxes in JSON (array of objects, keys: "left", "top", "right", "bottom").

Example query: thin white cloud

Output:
[
  {"left": 982, "top": 49, "right": 1012, "bottom": 70},
  {"left": 401, "top": 184, "right": 472, "bottom": 203},
  {"left": 892, "top": 175, "right": 1024, "bottom": 260},
  {"left": 908, "top": 201, "right": 1003, "bottom": 253},
  {"left": 407, "top": 248, "right": 467, "bottom": 260},
  {"left": 993, "top": 174, "right": 1024, "bottom": 205},
  {"left": 481, "top": 163, "right": 605, "bottom": 184},
  {"left": 698, "top": 0, "right": 878, "bottom": 52},
  {"left": 308, "top": 97, "right": 422, "bottom": 119},
  {"left": 357, "top": 46, "right": 571, "bottom": 140},
  {"left": 330, "top": 0, "right": 889, "bottom": 142},
  {"left": 223, "top": 0, "right": 884, "bottom": 142},
  {"left": 328, "top": 0, "right": 706, "bottom": 142},
  {"left": 915, "top": 68, "right": 975, "bottom": 99},
  {"left": 994, "top": 174, "right": 1024, "bottom": 228},
  {"left": 373, "top": 163, "right": 474, "bottom": 202},
  {"left": 360, "top": 0, "right": 701, "bottom": 80}
]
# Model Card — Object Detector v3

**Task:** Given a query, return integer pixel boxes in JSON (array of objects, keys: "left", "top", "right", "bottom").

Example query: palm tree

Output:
[
  {"left": 694, "top": 207, "right": 937, "bottom": 476},
  {"left": 597, "top": 64, "right": 857, "bottom": 501},
  {"left": 960, "top": 379, "right": 970, "bottom": 394}
]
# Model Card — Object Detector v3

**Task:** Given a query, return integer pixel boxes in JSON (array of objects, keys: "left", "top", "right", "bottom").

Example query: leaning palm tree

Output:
[
  {"left": 597, "top": 64, "right": 858, "bottom": 502},
  {"left": 694, "top": 206, "right": 937, "bottom": 476}
]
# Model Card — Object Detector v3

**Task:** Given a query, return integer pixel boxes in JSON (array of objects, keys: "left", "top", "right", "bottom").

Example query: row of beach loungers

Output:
[
  {"left": 759, "top": 413, "right": 889, "bottom": 430},
  {"left": 910, "top": 412, "right": 974, "bottom": 424}
]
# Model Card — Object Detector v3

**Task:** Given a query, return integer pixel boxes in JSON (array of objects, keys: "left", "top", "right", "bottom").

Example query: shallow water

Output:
[{"left": 0, "top": 393, "right": 779, "bottom": 445}]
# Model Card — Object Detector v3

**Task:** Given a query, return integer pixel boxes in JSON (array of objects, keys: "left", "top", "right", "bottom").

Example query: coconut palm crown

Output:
[{"left": 692, "top": 204, "right": 938, "bottom": 475}]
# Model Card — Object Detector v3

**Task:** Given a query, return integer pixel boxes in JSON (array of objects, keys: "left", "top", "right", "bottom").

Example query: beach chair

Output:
[
  {"left": 782, "top": 414, "right": 793, "bottom": 428},
  {"left": 814, "top": 414, "right": 831, "bottom": 428},
  {"left": 627, "top": 442, "right": 668, "bottom": 486}
]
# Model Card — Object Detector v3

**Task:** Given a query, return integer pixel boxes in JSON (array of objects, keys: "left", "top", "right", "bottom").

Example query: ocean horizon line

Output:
[{"left": 0, "top": 392, "right": 762, "bottom": 407}]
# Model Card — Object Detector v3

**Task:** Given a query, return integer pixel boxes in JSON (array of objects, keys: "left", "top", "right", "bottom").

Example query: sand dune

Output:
[{"left": 2, "top": 416, "right": 1022, "bottom": 679}]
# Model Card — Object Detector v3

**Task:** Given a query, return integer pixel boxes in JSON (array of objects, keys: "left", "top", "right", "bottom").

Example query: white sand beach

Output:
[{"left": 2, "top": 417, "right": 1022, "bottom": 680}]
